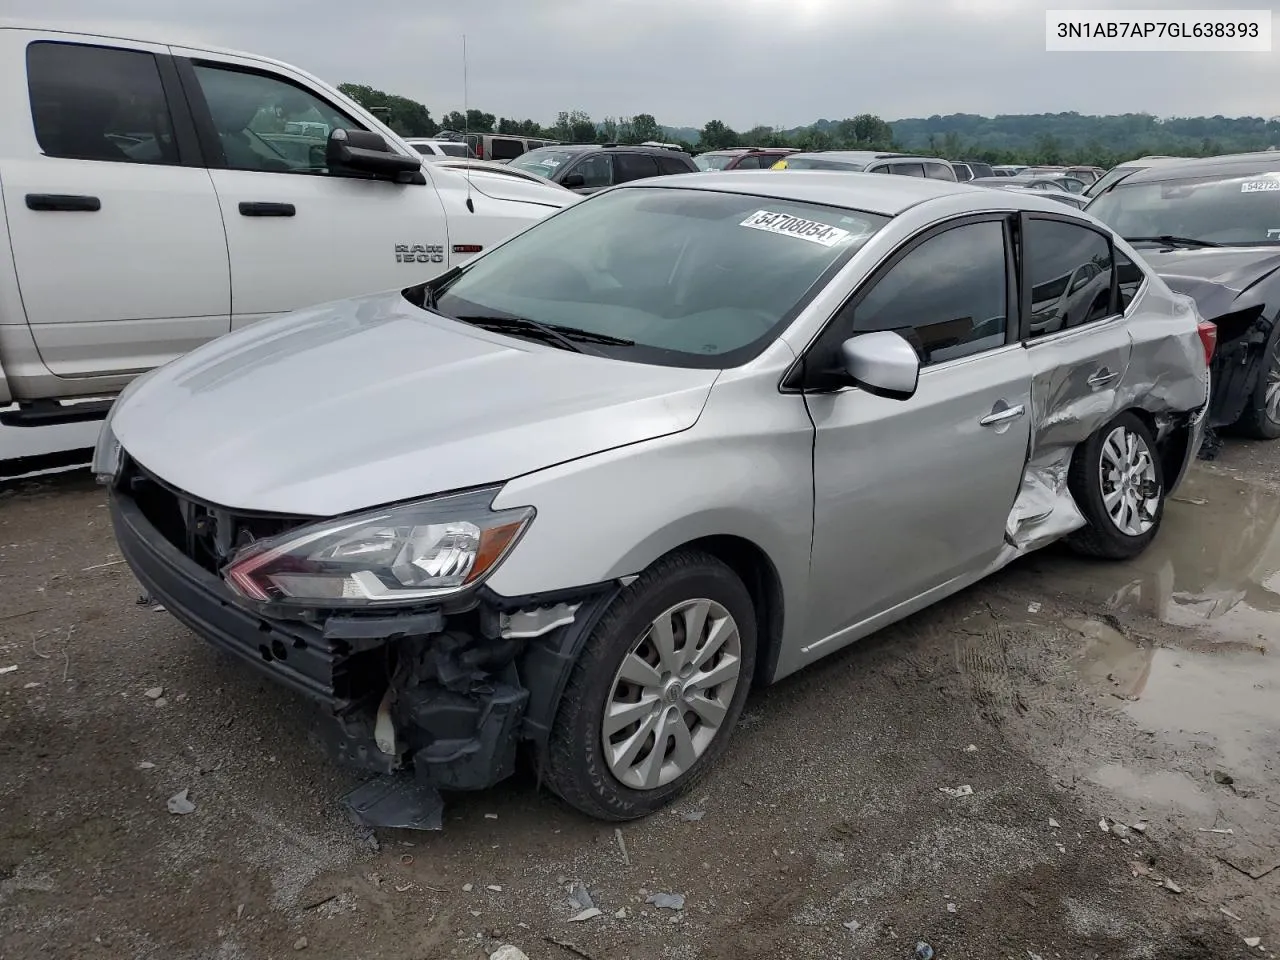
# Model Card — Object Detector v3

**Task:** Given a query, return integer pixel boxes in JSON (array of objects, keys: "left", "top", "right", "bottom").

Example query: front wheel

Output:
[
  {"left": 543, "top": 550, "right": 757, "bottom": 821},
  {"left": 1066, "top": 411, "right": 1165, "bottom": 560}
]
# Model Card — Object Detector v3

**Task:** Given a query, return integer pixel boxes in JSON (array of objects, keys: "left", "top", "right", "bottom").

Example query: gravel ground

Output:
[{"left": 1, "top": 439, "right": 1277, "bottom": 960}]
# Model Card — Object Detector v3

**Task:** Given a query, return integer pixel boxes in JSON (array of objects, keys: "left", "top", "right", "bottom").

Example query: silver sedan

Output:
[{"left": 98, "top": 171, "right": 1214, "bottom": 824}]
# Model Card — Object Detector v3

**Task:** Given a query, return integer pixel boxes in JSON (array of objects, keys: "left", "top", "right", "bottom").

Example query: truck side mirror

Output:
[{"left": 326, "top": 129, "right": 425, "bottom": 182}]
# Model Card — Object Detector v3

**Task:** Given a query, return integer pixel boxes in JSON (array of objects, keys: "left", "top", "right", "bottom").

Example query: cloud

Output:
[{"left": 6, "top": 0, "right": 1279, "bottom": 126}]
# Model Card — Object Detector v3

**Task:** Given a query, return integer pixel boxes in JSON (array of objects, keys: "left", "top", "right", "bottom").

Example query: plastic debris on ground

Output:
[
  {"left": 915, "top": 942, "right": 935, "bottom": 959},
  {"left": 842, "top": 920, "right": 861, "bottom": 933},
  {"left": 939, "top": 784, "right": 974, "bottom": 798},
  {"left": 490, "top": 948, "right": 530, "bottom": 960},
  {"left": 1048, "top": 818, "right": 1060, "bottom": 828},
  {"left": 646, "top": 892, "right": 685, "bottom": 910},
  {"left": 0, "top": 665, "right": 17, "bottom": 675},
  {"left": 166, "top": 789, "right": 196, "bottom": 815},
  {"left": 1243, "top": 937, "right": 1262, "bottom": 949},
  {"left": 681, "top": 810, "right": 705, "bottom": 822},
  {"left": 568, "top": 908, "right": 601, "bottom": 922},
  {"left": 568, "top": 882, "right": 594, "bottom": 911}
]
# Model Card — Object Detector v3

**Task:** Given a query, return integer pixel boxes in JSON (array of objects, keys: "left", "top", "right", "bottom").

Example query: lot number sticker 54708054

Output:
[{"left": 739, "top": 210, "right": 853, "bottom": 247}]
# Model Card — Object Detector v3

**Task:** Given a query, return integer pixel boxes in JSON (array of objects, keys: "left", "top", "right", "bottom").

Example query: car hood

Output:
[
  {"left": 1138, "top": 247, "right": 1280, "bottom": 319},
  {"left": 111, "top": 292, "right": 718, "bottom": 516},
  {"left": 428, "top": 163, "right": 575, "bottom": 209}
]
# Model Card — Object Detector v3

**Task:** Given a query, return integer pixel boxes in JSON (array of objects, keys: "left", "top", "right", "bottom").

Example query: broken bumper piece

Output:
[
  {"left": 342, "top": 774, "right": 445, "bottom": 831},
  {"left": 111, "top": 488, "right": 618, "bottom": 825}
]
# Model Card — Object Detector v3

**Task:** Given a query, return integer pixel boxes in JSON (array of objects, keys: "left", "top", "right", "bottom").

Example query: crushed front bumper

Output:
[{"left": 110, "top": 482, "right": 617, "bottom": 826}]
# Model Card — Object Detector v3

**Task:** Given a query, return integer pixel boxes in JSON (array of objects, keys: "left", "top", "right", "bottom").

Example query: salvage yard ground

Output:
[{"left": 1, "top": 443, "right": 1278, "bottom": 959}]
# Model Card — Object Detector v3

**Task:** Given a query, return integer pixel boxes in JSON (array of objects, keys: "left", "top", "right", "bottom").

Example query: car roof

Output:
[
  {"left": 1117, "top": 151, "right": 1280, "bottom": 185},
  {"left": 786, "top": 151, "right": 912, "bottom": 162},
  {"left": 623, "top": 170, "right": 1082, "bottom": 217},
  {"left": 533, "top": 143, "right": 689, "bottom": 156}
]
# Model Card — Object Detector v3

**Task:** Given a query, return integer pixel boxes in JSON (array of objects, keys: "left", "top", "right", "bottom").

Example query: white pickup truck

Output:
[{"left": 0, "top": 22, "right": 575, "bottom": 427}]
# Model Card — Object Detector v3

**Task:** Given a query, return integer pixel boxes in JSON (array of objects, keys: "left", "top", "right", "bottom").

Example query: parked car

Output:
[
  {"left": 0, "top": 24, "right": 574, "bottom": 428},
  {"left": 1086, "top": 152, "right": 1280, "bottom": 441},
  {"left": 959, "top": 160, "right": 995, "bottom": 179},
  {"left": 968, "top": 181, "right": 1089, "bottom": 209},
  {"left": 694, "top": 147, "right": 798, "bottom": 171},
  {"left": 772, "top": 151, "right": 957, "bottom": 180},
  {"left": 97, "top": 171, "right": 1212, "bottom": 825},
  {"left": 971, "top": 174, "right": 1087, "bottom": 194},
  {"left": 992, "top": 164, "right": 1029, "bottom": 176},
  {"left": 951, "top": 161, "right": 975, "bottom": 181},
  {"left": 1064, "top": 165, "right": 1105, "bottom": 185},
  {"left": 459, "top": 133, "right": 558, "bottom": 163},
  {"left": 508, "top": 143, "right": 697, "bottom": 194},
  {"left": 404, "top": 138, "right": 476, "bottom": 158},
  {"left": 1084, "top": 156, "right": 1187, "bottom": 199}
]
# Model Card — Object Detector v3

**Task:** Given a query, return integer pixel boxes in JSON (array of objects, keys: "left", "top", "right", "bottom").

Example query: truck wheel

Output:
[
  {"left": 1066, "top": 411, "right": 1165, "bottom": 560},
  {"left": 1234, "top": 328, "right": 1280, "bottom": 439},
  {"left": 543, "top": 550, "right": 756, "bottom": 821}
]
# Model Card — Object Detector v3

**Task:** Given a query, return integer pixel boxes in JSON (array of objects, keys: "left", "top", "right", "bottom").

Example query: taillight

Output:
[{"left": 1196, "top": 321, "right": 1217, "bottom": 367}]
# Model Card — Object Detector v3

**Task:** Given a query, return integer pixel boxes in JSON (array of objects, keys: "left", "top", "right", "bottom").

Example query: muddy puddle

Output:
[{"left": 1033, "top": 468, "right": 1279, "bottom": 818}]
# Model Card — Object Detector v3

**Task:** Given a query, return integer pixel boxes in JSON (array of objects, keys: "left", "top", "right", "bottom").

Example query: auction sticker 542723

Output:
[
  {"left": 740, "top": 210, "right": 853, "bottom": 247},
  {"left": 1241, "top": 179, "right": 1280, "bottom": 193}
]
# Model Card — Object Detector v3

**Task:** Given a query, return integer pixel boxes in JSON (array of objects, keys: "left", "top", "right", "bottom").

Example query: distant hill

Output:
[{"left": 664, "top": 112, "right": 1280, "bottom": 162}]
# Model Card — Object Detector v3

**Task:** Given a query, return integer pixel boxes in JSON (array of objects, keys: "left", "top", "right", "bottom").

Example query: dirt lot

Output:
[{"left": 1, "top": 441, "right": 1277, "bottom": 960}]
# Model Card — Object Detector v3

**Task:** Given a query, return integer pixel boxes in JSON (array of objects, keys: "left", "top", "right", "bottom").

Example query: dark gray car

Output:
[{"left": 510, "top": 144, "right": 697, "bottom": 194}]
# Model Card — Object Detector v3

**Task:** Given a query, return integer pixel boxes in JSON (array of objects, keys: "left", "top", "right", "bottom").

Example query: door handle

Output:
[
  {"left": 238, "top": 201, "right": 296, "bottom": 217},
  {"left": 26, "top": 193, "right": 100, "bottom": 212},
  {"left": 980, "top": 404, "right": 1025, "bottom": 426},
  {"left": 1087, "top": 369, "right": 1119, "bottom": 387}
]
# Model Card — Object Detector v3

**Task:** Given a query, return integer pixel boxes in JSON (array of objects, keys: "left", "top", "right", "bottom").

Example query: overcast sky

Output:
[{"left": 10, "top": 0, "right": 1279, "bottom": 128}]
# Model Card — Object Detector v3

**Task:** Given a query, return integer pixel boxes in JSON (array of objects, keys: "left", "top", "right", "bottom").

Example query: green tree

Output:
[
  {"left": 337, "top": 83, "right": 437, "bottom": 137},
  {"left": 630, "top": 113, "right": 663, "bottom": 143},
  {"left": 552, "top": 110, "right": 596, "bottom": 143},
  {"left": 698, "top": 119, "right": 740, "bottom": 150}
]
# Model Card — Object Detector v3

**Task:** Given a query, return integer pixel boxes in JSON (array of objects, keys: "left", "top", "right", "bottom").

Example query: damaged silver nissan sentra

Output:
[{"left": 94, "top": 171, "right": 1215, "bottom": 828}]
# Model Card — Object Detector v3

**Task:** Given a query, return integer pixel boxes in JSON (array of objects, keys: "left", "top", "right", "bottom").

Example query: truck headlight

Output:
[{"left": 223, "top": 487, "right": 533, "bottom": 606}]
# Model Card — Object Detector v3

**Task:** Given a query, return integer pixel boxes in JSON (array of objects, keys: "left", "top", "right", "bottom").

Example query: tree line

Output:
[{"left": 337, "top": 82, "right": 1280, "bottom": 167}]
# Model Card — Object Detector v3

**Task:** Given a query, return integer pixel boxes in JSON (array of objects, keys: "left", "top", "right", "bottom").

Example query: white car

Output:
[{"left": 404, "top": 138, "right": 476, "bottom": 159}]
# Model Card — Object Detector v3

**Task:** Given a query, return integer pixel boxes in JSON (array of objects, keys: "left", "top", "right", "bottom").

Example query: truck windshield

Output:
[
  {"left": 425, "top": 187, "right": 888, "bottom": 368},
  {"left": 1088, "top": 171, "right": 1280, "bottom": 246}
]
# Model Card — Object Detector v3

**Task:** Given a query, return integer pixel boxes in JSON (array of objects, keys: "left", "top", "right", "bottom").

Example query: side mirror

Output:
[
  {"left": 326, "top": 129, "right": 424, "bottom": 180},
  {"left": 839, "top": 331, "right": 920, "bottom": 400},
  {"left": 561, "top": 173, "right": 586, "bottom": 188}
]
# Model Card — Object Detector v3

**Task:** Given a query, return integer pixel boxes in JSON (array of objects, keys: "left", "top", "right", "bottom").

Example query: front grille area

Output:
[{"left": 119, "top": 456, "right": 309, "bottom": 575}]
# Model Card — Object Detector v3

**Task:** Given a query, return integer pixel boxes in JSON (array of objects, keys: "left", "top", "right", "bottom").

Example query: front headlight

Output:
[{"left": 223, "top": 487, "right": 533, "bottom": 606}]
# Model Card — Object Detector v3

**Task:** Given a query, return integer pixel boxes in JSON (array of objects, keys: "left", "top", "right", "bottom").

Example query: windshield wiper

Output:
[
  {"left": 1125, "top": 235, "right": 1223, "bottom": 249},
  {"left": 457, "top": 315, "right": 634, "bottom": 355}
]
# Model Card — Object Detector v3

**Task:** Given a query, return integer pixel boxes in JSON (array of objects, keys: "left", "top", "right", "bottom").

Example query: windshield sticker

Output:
[
  {"left": 1241, "top": 179, "right": 1280, "bottom": 193},
  {"left": 739, "top": 210, "right": 853, "bottom": 247},
  {"left": 1269, "top": 229, "right": 1280, "bottom": 240}
]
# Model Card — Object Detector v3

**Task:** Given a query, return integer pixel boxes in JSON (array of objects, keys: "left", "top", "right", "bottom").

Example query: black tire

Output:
[
  {"left": 1065, "top": 410, "right": 1165, "bottom": 560},
  {"left": 1233, "top": 325, "right": 1280, "bottom": 440},
  {"left": 542, "top": 550, "right": 757, "bottom": 821}
]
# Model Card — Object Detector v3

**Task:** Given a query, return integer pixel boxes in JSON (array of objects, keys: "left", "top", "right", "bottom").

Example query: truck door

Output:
[
  {"left": 0, "top": 34, "right": 230, "bottom": 379},
  {"left": 170, "top": 50, "right": 451, "bottom": 330}
]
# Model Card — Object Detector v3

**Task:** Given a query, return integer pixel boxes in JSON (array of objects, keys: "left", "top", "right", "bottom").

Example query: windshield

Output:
[
  {"left": 426, "top": 187, "right": 888, "bottom": 367},
  {"left": 509, "top": 148, "right": 578, "bottom": 177},
  {"left": 694, "top": 153, "right": 736, "bottom": 171},
  {"left": 783, "top": 157, "right": 866, "bottom": 171},
  {"left": 1085, "top": 165, "right": 1140, "bottom": 198},
  {"left": 1087, "top": 170, "right": 1280, "bottom": 246}
]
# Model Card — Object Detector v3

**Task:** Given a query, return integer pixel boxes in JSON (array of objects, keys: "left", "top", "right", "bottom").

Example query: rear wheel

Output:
[
  {"left": 1066, "top": 411, "right": 1165, "bottom": 560},
  {"left": 1234, "top": 328, "right": 1280, "bottom": 439},
  {"left": 543, "top": 550, "right": 756, "bottom": 821}
]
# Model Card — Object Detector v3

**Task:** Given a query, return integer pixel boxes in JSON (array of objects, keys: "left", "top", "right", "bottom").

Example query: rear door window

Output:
[
  {"left": 614, "top": 153, "right": 660, "bottom": 182},
  {"left": 926, "top": 163, "right": 957, "bottom": 180},
  {"left": 489, "top": 137, "right": 526, "bottom": 161},
  {"left": 27, "top": 40, "right": 180, "bottom": 165},
  {"left": 1023, "top": 218, "right": 1116, "bottom": 337},
  {"left": 657, "top": 155, "right": 692, "bottom": 175},
  {"left": 890, "top": 163, "right": 926, "bottom": 177}
]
